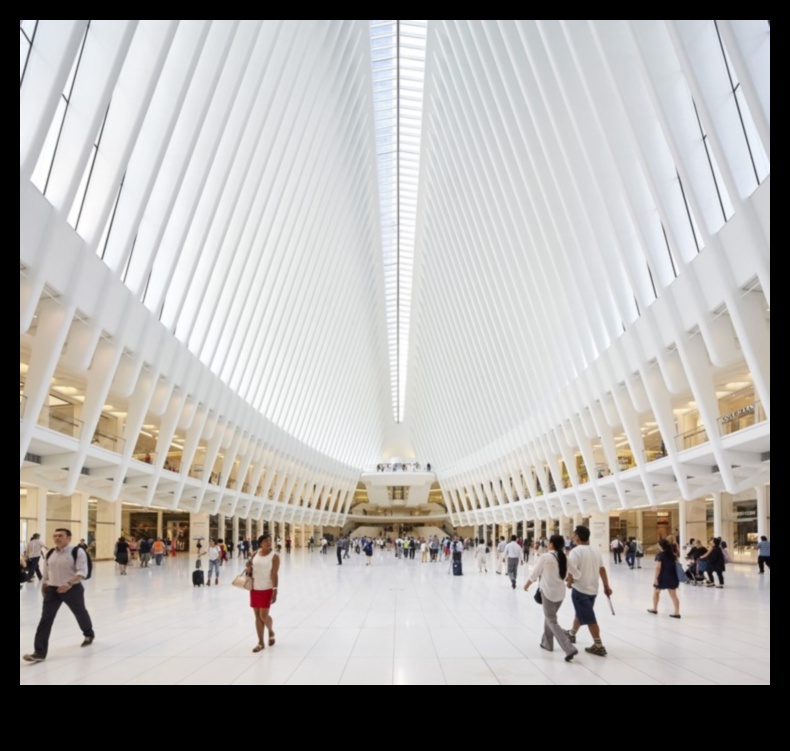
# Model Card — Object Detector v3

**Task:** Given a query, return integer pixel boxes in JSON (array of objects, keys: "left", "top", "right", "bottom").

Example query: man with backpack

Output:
[{"left": 23, "top": 528, "right": 95, "bottom": 663}]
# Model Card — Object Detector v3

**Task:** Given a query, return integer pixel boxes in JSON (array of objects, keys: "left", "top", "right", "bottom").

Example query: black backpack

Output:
[{"left": 46, "top": 545, "right": 93, "bottom": 580}]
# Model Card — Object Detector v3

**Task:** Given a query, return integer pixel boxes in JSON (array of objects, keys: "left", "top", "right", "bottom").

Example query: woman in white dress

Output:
[
  {"left": 475, "top": 540, "right": 488, "bottom": 572},
  {"left": 245, "top": 533, "right": 280, "bottom": 653},
  {"left": 523, "top": 534, "right": 578, "bottom": 661}
]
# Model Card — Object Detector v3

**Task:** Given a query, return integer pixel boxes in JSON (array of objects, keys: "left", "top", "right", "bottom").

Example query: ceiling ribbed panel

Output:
[
  {"left": 407, "top": 19, "right": 770, "bottom": 495},
  {"left": 22, "top": 20, "right": 390, "bottom": 467},
  {"left": 20, "top": 20, "right": 770, "bottom": 524}
]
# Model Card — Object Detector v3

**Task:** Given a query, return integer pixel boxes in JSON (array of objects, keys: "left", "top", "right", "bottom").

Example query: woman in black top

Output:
[
  {"left": 700, "top": 537, "right": 726, "bottom": 587},
  {"left": 114, "top": 536, "right": 131, "bottom": 575},
  {"left": 648, "top": 539, "right": 681, "bottom": 618}
]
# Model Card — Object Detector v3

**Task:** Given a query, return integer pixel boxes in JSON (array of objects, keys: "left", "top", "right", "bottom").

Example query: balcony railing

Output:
[
  {"left": 45, "top": 407, "right": 83, "bottom": 439},
  {"left": 91, "top": 428, "right": 125, "bottom": 452},
  {"left": 675, "top": 425, "right": 708, "bottom": 450}
]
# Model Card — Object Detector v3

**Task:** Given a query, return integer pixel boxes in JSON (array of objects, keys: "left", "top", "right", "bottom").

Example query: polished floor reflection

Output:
[{"left": 20, "top": 546, "right": 770, "bottom": 685}]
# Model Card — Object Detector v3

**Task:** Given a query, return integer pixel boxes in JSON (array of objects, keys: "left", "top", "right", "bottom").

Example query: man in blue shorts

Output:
[{"left": 565, "top": 525, "right": 612, "bottom": 656}]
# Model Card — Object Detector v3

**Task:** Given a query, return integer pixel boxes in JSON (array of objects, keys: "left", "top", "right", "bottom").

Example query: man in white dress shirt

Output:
[
  {"left": 496, "top": 536, "right": 507, "bottom": 574},
  {"left": 23, "top": 528, "right": 95, "bottom": 663},
  {"left": 504, "top": 535, "right": 522, "bottom": 589}
]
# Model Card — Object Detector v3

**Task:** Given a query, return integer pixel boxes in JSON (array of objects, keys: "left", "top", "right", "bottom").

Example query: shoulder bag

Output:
[{"left": 232, "top": 564, "right": 254, "bottom": 591}]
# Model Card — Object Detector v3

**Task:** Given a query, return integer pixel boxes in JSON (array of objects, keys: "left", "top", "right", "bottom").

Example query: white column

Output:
[
  {"left": 755, "top": 484, "right": 769, "bottom": 538},
  {"left": 686, "top": 499, "right": 707, "bottom": 545},
  {"left": 156, "top": 511, "right": 163, "bottom": 538},
  {"left": 245, "top": 517, "right": 252, "bottom": 540},
  {"left": 587, "top": 512, "right": 609, "bottom": 560},
  {"left": 190, "top": 513, "right": 210, "bottom": 553},
  {"left": 218, "top": 513, "right": 225, "bottom": 542},
  {"left": 71, "top": 493, "right": 89, "bottom": 543},
  {"left": 232, "top": 515, "right": 240, "bottom": 546},
  {"left": 711, "top": 492, "right": 723, "bottom": 538},
  {"left": 22, "top": 487, "right": 47, "bottom": 538},
  {"left": 36, "top": 488, "right": 47, "bottom": 539},
  {"left": 636, "top": 510, "right": 644, "bottom": 543},
  {"left": 112, "top": 500, "right": 122, "bottom": 556},
  {"left": 95, "top": 500, "right": 120, "bottom": 560},
  {"left": 677, "top": 500, "right": 687, "bottom": 549}
]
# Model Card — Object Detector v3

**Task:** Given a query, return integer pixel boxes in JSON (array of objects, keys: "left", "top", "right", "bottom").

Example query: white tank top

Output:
[{"left": 251, "top": 551, "right": 277, "bottom": 590}]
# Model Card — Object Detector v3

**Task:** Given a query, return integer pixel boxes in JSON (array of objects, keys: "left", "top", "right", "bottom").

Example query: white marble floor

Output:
[{"left": 20, "top": 548, "right": 770, "bottom": 685}]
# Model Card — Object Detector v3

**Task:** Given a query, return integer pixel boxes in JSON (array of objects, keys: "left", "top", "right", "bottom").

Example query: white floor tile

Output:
[
  {"left": 340, "top": 657, "right": 394, "bottom": 685},
  {"left": 285, "top": 657, "right": 348, "bottom": 685},
  {"left": 393, "top": 657, "right": 447, "bottom": 685},
  {"left": 20, "top": 551, "right": 770, "bottom": 685},
  {"left": 439, "top": 657, "right": 500, "bottom": 685}
]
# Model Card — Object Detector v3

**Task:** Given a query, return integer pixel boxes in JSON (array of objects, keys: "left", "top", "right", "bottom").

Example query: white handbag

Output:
[{"left": 232, "top": 569, "right": 253, "bottom": 591}]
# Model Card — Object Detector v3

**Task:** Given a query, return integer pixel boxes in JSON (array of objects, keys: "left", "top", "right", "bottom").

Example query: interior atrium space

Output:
[{"left": 20, "top": 20, "right": 769, "bottom": 685}]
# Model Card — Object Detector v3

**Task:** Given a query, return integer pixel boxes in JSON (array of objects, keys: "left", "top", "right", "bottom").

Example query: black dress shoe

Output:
[
  {"left": 81, "top": 636, "right": 94, "bottom": 647},
  {"left": 23, "top": 652, "right": 46, "bottom": 662}
]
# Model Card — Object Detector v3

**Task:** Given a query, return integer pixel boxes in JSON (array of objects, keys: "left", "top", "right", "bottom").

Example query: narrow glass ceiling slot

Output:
[{"left": 370, "top": 19, "right": 427, "bottom": 423}]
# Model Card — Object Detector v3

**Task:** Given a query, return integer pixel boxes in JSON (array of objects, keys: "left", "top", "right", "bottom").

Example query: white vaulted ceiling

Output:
[{"left": 20, "top": 21, "right": 770, "bottom": 524}]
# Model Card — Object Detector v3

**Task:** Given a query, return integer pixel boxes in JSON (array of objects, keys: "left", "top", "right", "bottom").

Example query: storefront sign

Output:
[{"left": 721, "top": 403, "right": 755, "bottom": 423}]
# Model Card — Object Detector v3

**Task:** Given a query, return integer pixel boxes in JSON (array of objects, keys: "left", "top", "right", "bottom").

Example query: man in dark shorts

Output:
[{"left": 565, "top": 526, "right": 612, "bottom": 657}]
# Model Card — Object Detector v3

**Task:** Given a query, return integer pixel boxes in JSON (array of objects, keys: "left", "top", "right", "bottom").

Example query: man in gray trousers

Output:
[{"left": 504, "top": 535, "right": 522, "bottom": 589}]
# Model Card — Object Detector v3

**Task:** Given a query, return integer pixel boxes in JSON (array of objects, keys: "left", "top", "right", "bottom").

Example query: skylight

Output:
[{"left": 370, "top": 20, "right": 427, "bottom": 423}]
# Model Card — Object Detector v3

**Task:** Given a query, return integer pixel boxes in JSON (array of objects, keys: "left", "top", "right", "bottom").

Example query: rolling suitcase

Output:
[
  {"left": 192, "top": 566, "right": 205, "bottom": 586},
  {"left": 452, "top": 559, "right": 463, "bottom": 576}
]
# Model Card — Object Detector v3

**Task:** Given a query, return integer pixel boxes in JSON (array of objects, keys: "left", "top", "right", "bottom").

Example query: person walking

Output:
[
  {"left": 624, "top": 537, "right": 636, "bottom": 569},
  {"left": 23, "top": 528, "right": 95, "bottom": 662},
  {"left": 564, "top": 525, "right": 612, "bottom": 657},
  {"left": 504, "top": 535, "right": 522, "bottom": 589},
  {"left": 138, "top": 537, "right": 152, "bottom": 567},
  {"left": 700, "top": 537, "right": 726, "bottom": 587},
  {"left": 475, "top": 539, "right": 489, "bottom": 572},
  {"left": 757, "top": 536, "right": 770, "bottom": 574},
  {"left": 24, "top": 533, "right": 46, "bottom": 583},
  {"left": 523, "top": 534, "right": 578, "bottom": 661},
  {"left": 634, "top": 538, "right": 644, "bottom": 568},
  {"left": 364, "top": 538, "right": 374, "bottom": 565},
  {"left": 336, "top": 536, "right": 344, "bottom": 565},
  {"left": 206, "top": 538, "right": 221, "bottom": 585},
  {"left": 114, "top": 536, "right": 131, "bottom": 575},
  {"left": 245, "top": 534, "right": 279, "bottom": 653},
  {"left": 151, "top": 537, "right": 166, "bottom": 565},
  {"left": 647, "top": 539, "right": 681, "bottom": 618},
  {"left": 610, "top": 537, "right": 623, "bottom": 564},
  {"left": 496, "top": 537, "right": 507, "bottom": 574}
]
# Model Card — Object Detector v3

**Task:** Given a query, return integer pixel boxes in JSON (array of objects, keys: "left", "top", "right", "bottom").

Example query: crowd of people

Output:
[
  {"left": 375, "top": 462, "right": 432, "bottom": 472},
  {"left": 20, "top": 524, "right": 769, "bottom": 667}
]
